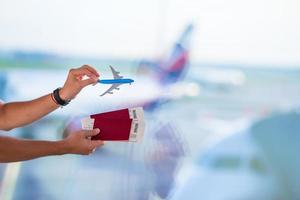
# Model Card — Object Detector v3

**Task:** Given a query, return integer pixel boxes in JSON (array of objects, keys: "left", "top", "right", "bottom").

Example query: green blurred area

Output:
[
  {"left": 0, "top": 57, "right": 62, "bottom": 69},
  {"left": 0, "top": 54, "right": 137, "bottom": 72}
]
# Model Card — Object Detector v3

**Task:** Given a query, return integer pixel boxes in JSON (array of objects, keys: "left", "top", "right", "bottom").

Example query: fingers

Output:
[
  {"left": 87, "top": 140, "right": 104, "bottom": 155},
  {"left": 70, "top": 68, "right": 97, "bottom": 80},
  {"left": 70, "top": 66, "right": 99, "bottom": 87},
  {"left": 83, "top": 129, "right": 104, "bottom": 149},
  {"left": 82, "top": 65, "right": 100, "bottom": 77},
  {"left": 70, "top": 65, "right": 99, "bottom": 78},
  {"left": 91, "top": 140, "right": 104, "bottom": 148},
  {"left": 84, "top": 128, "right": 100, "bottom": 137}
]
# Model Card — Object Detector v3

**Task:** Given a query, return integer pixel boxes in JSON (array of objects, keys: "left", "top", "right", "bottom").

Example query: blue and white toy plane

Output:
[{"left": 98, "top": 65, "right": 134, "bottom": 96}]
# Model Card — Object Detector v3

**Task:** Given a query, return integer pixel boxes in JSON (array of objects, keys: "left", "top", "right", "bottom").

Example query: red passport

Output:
[{"left": 81, "top": 107, "right": 145, "bottom": 142}]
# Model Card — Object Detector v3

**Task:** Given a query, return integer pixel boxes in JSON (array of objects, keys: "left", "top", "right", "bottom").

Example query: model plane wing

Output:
[
  {"left": 100, "top": 83, "right": 121, "bottom": 96},
  {"left": 110, "top": 65, "right": 123, "bottom": 79}
]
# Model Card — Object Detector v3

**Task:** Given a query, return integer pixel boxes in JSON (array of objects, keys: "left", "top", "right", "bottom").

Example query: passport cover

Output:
[{"left": 81, "top": 107, "right": 145, "bottom": 142}]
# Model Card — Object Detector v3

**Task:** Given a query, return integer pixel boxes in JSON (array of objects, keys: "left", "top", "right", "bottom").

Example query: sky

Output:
[{"left": 0, "top": 0, "right": 300, "bottom": 66}]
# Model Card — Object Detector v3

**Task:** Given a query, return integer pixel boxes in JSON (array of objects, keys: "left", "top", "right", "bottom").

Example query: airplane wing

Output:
[
  {"left": 110, "top": 65, "right": 123, "bottom": 79},
  {"left": 100, "top": 83, "right": 121, "bottom": 96}
]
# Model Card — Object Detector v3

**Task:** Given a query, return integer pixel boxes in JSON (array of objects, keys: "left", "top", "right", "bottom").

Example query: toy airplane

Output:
[{"left": 98, "top": 66, "right": 134, "bottom": 96}]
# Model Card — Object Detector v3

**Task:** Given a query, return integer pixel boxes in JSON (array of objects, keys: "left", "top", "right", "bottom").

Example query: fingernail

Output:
[{"left": 95, "top": 128, "right": 100, "bottom": 133}]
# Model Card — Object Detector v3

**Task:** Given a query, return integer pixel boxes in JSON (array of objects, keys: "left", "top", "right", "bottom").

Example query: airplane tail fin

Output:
[
  {"left": 137, "top": 24, "right": 194, "bottom": 84},
  {"left": 160, "top": 23, "right": 194, "bottom": 83}
]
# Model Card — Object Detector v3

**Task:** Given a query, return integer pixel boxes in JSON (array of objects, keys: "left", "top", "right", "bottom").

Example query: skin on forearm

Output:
[
  {"left": 0, "top": 65, "right": 99, "bottom": 131},
  {"left": 0, "top": 94, "right": 59, "bottom": 131},
  {"left": 0, "top": 136, "right": 67, "bottom": 163}
]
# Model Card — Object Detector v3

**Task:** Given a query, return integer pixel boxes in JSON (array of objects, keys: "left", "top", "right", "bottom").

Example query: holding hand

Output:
[
  {"left": 63, "top": 128, "right": 104, "bottom": 155},
  {"left": 60, "top": 65, "right": 100, "bottom": 101}
]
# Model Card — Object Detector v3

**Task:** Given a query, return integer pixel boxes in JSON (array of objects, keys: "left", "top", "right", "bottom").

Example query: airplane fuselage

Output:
[{"left": 98, "top": 79, "right": 134, "bottom": 84}]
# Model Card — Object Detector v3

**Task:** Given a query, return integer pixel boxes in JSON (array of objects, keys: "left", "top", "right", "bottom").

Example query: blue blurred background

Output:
[{"left": 0, "top": 0, "right": 300, "bottom": 199}]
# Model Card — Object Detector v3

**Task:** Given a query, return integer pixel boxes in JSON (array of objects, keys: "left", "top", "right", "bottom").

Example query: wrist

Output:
[
  {"left": 59, "top": 87, "right": 72, "bottom": 101},
  {"left": 52, "top": 88, "right": 71, "bottom": 106},
  {"left": 55, "top": 140, "right": 70, "bottom": 155}
]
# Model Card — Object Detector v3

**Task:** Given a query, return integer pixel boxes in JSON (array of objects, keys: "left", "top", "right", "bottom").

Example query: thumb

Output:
[{"left": 84, "top": 128, "right": 100, "bottom": 137}]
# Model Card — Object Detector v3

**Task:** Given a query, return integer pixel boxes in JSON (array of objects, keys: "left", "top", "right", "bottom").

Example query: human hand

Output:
[
  {"left": 63, "top": 128, "right": 104, "bottom": 155},
  {"left": 60, "top": 65, "right": 100, "bottom": 100}
]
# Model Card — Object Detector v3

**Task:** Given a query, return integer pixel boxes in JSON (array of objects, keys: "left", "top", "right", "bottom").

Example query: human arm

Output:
[
  {"left": 0, "top": 65, "right": 99, "bottom": 131},
  {"left": 0, "top": 128, "right": 103, "bottom": 163}
]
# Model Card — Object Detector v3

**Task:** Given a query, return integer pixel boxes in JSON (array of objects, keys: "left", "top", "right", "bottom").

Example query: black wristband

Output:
[{"left": 53, "top": 88, "right": 70, "bottom": 106}]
